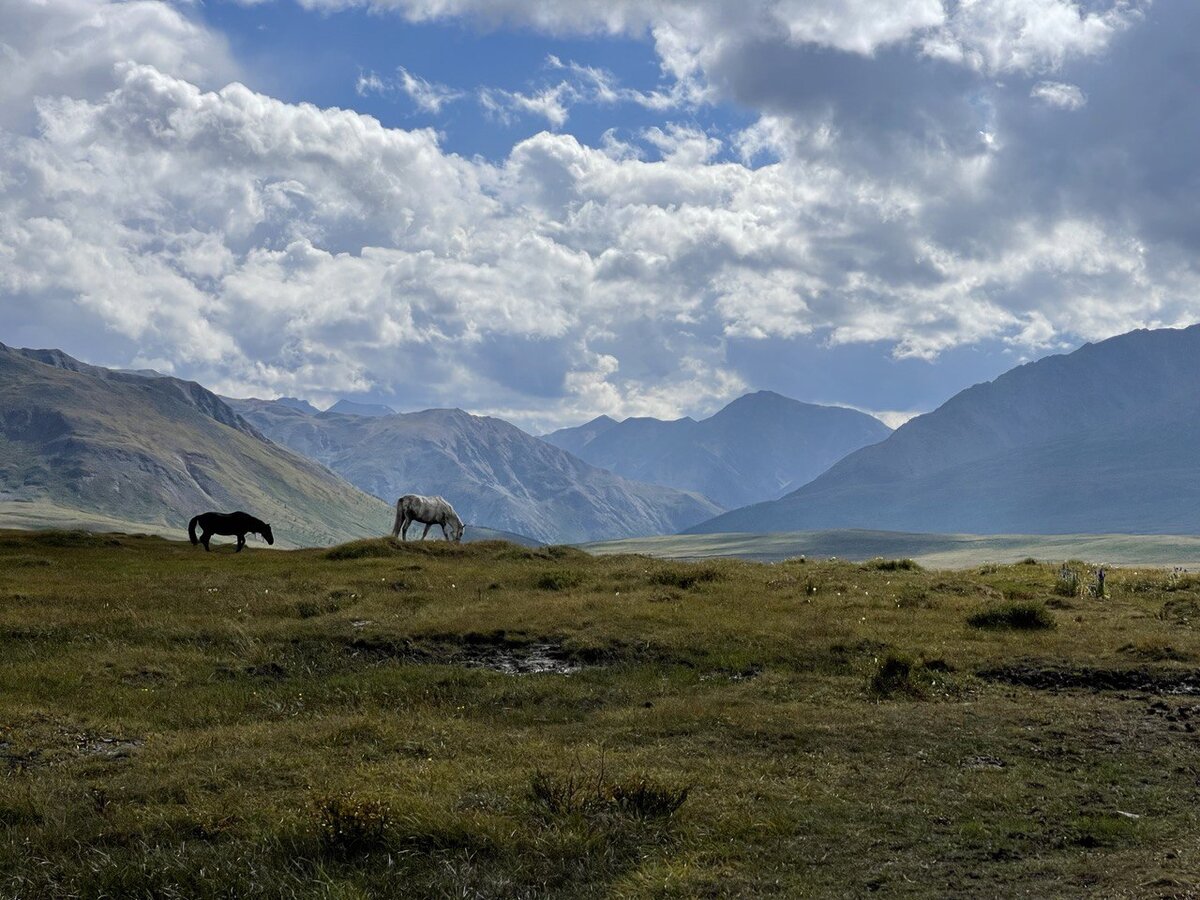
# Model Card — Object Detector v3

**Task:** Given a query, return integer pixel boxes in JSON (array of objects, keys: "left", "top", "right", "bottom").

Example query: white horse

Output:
[{"left": 392, "top": 494, "right": 465, "bottom": 542}]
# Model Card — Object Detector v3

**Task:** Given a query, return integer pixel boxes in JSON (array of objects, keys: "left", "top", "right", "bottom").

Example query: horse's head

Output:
[
  {"left": 261, "top": 523, "right": 275, "bottom": 545},
  {"left": 451, "top": 519, "right": 465, "bottom": 543}
]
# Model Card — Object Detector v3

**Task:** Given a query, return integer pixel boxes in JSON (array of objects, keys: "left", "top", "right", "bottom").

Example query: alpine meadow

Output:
[{"left": 6, "top": 0, "right": 1200, "bottom": 898}]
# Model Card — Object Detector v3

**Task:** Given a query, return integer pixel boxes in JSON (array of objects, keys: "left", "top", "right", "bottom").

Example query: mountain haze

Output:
[
  {"left": 0, "top": 345, "right": 391, "bottom": 546},
  {"left": 542, "top": 391, "right": 890, "bottom": 509},
  {"left": 689, "top": 326, "right": 1200, "bottom": 536},
  {"left": 232, "top": 400, "right": 723, "bottom": 544}
]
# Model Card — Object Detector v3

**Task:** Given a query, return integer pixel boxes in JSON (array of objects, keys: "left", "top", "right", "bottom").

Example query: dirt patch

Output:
[
  {"left": 978, "top": 663, "right": 1200, "bottom": 694},
  {"left": 346, "top": 633, "right": 583, "bottom": 675}
]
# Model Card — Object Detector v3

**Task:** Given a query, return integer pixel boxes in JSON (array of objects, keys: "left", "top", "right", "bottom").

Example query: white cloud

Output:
[
  {"left": 8, "top": 60, "right": 1188, "bottom": 423},
  {"left": 3, "top": 0, "right": 1196, "bottom": 430},
  {"left": 923, "top": 0, "right": 1143, "bottom": 74},
  {"left": 0, "top": 0, "right": 237, "bottom": 128},
  {"left": 1030, "top": 79, "right": 1087, "bottom": 109},
  {"left": 357, "top": 65, "right": 465, "bottom": 113},
  {"left": 299, "top": 0, "right": 1144, "bottom": 75},
  {"left": 479, "top": 82, "right": 573, "bottom": 128}
]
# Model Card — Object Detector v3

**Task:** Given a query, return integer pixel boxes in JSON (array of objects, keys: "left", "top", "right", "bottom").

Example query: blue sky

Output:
[{"left": 1, "top": 0, "right": 1194, "bottom": 430}]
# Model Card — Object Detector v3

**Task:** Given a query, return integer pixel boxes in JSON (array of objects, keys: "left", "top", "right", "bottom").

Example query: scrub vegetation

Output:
[{"left": 2, "top": 530, "right": 1200, "bottom": 896}]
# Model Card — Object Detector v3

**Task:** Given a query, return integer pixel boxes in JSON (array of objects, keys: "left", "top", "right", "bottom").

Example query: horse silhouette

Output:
[
  {"left": 392, "top": 494, "right": 464, "bottom": 542},
  {"left": 188, "top": 511, "right": 274, "bottom": 552}
]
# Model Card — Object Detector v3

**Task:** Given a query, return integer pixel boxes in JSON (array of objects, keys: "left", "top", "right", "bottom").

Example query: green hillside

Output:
[{"left": 0, "top": 345, "right": 391, "bottom": 547}]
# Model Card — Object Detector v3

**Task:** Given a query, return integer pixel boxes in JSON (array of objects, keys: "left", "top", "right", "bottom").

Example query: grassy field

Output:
[
  {"left": 583, "top": 528, "right": 1200, "bottom": 569},
  {"left": 3, "top": 530, "right": 1200, "bottom": 897}
]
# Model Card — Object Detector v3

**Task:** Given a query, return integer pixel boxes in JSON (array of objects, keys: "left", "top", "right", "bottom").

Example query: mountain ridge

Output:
[
  {"left": 688, "top": 325, "right": 1200, "bottom": 536},
  {"left": 231, "top": 399, "right": 723, "bottom": 544},
  {"left": 541, "top": 390, "right": 891, "bottom": 509}
]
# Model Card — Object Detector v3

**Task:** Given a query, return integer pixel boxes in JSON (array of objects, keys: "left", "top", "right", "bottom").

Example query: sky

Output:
[{"left": 1, "top": 0, "right": 1197, "bottom": 431}]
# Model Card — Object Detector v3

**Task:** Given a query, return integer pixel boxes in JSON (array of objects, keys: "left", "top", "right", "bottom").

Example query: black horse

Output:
[{"left": 188, "top": 511, "right": 274, "bottom": 552}]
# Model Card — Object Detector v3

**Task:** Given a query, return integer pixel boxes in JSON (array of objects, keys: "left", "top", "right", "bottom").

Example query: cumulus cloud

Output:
[
  {"left": 4, "top": 0, "right": 1200, "bottom": 430},
  {"left": 0, "top": 0, "right": 237, "bottom": 128}
]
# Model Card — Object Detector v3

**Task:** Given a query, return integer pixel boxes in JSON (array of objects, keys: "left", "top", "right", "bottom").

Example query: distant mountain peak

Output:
[
  {"left": 275, "top": 397, "right": 319, "bottom": 415},
  {"left": 541, "top": 389, "right": 890, "bottom": 509},
  {"left": 327, "top": 399, "right": 396, "bottom": 418}
]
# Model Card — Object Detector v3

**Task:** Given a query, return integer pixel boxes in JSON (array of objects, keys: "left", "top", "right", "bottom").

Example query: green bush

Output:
[{"left": 967, "top": 601, "right": 1055, "bottom": 631}]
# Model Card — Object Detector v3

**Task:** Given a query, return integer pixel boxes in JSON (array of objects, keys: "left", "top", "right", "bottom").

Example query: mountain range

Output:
[
  {"left": 689, "top": 325, "right": 1200, "bottom": 535},
  {"left": 9, "top": 323, "right": 1199, "bottom": 546},
  {"left": 541, "top": 391, "right": 890, "bottom": 509},
  {"left": 227, "top": 399, "right": 723, "bottom": 544}
]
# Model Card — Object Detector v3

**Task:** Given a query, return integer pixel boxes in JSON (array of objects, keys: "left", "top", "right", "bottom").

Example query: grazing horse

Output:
[
  {"left": 188, "top": 511, "right": 274, "bottom": 552},
  {"left": 392, "top": 494, "right": 464, "bottom": 542}
]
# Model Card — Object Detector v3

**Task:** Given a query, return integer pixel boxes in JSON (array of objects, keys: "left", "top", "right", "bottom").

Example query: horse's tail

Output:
[
  {"left": 391, "top": 500, "right": 404, "bottom": 538},
  {"left": 188, "top": 515, "right": 201, "bottom": 546}
]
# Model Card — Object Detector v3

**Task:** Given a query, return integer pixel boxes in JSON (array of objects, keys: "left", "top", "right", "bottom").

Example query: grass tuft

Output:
[
  {"left": 868, "top": 652, "right": 926, "bottom": 699},
  {"left": 529, "top": 766, "right": 689, "bottom": 821},
  {"left": 312, "top": 792, "right": 394, "bottom": 857},
  {"left": 648, "top": 566, "right": 721, "bottom": 589},
  {"left": 863, "top": 558, "right": 921, "bottom": 571},
  {"left": 967, "top": 600, "right": 1055, "bottom": 630},
  {"left": 325, "top": 539, "right": 396, "bottom": 561},
  {"left": 534, "top": 570, "right": 584, "bottom": 591}
]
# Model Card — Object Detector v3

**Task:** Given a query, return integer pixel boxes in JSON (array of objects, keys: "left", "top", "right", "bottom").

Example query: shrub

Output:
[
  {"left": 1020, "top": 557, "right": 1039, "bottom": 565},
  {"left": 967, "top": 601, "right": 1055, "bottom": 631}
]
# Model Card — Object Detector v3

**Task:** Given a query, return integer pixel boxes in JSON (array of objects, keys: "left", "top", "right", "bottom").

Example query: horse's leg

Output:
[
  {"left": 236, "top": 534, "right": 245, "bottom": 553},
  {"left": 401, "top": 516, "right": 411, "bottom": 541},
  {"left": 421, "top": 522, "right": 433, "bottom": 540},
  {"left": 441, "top": 523, "right": 449, "bottom": 540},
  {"left": 202, "top": 531, "right": 211, "bottom": 552}
]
